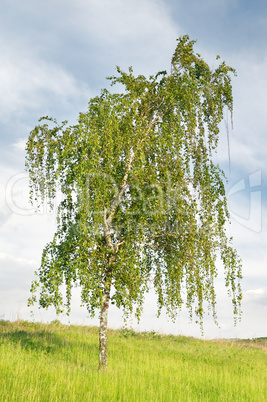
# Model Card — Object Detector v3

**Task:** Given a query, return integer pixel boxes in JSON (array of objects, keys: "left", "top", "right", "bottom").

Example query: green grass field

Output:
[{"left": 0, "top": 320, "right": 266, "bottom": 401}]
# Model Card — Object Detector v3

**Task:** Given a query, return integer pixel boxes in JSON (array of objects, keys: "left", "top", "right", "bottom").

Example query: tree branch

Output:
[
  {"left": 106, "top": 111, "right": 164, "bottom": 225},
  {"left": 103, "top": 207, "right": 114, "bottom": 251}
]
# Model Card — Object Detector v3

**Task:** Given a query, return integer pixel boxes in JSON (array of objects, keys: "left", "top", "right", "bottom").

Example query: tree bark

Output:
[{"left": 99, "top": 282, "right": 111, "bottom": 370}]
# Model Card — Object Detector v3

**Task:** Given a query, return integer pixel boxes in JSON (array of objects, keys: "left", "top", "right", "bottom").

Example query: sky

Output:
[{"left": 0, "top": 0, "right": 266, "bottom": 339}]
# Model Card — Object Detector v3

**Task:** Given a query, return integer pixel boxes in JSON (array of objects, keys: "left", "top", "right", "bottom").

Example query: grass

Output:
[{"left": 0, "top": 320, "right": 266, "bottom": 401}]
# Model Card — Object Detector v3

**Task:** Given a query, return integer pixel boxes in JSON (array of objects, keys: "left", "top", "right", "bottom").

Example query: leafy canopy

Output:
[{"left": 26, "top": 36, "right": 242, "bottom": 326}]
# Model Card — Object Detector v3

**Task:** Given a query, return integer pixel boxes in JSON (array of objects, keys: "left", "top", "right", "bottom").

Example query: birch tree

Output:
[{"left": 26, "top": 36, "right": 242, "bottom": 370}]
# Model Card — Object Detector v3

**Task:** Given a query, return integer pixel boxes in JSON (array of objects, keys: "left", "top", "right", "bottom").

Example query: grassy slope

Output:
[{"left": 0, "top": 320, "right": 266, "bottom": 401}]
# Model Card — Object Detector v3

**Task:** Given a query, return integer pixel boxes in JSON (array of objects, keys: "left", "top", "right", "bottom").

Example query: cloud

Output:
[
  {"left": 0, "top": 251, "right": 36, "bottom": 297},
  {"left": 77, "top": 0, "right": 180, "bottom": 75},
  {"left": 246, "top": 289, "right": 264, "bottom": 296},
  {"left": 68, "top": 0, "right": 171, "bottom": 38},
  {"left": 0, "top": 0, "right": 180, "bottom": 150},
  {"left": 13, "top": 0, "right": 177, "bottom": 46},
  {"left": 245, "top": 289, "right": 267, "bottom": 305},
  {"left": 0, "top": 251, "right": 35, "bottom": 268},
  {"left": 217, "top": 54, "right": 267, "bottom": 172},
  {"left": 0, "top": 162, "right": 57, "bottom": 262},
  {"left": 0, "top": 41, "right": 91, "bottom": 123},
  {"left": 1, "top": 0, "right": 180, "bottom": 81},
  {"left": 13, "top": 138, "right": 27, "bottom": 152}
]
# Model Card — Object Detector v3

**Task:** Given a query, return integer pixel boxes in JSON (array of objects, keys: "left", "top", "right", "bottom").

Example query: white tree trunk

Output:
[{"left": 99, "top": 284, "right": 111, "bottom": 370}]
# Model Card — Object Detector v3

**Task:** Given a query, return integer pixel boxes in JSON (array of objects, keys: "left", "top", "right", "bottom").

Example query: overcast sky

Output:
[{"left": 0, "top": 0, "right": 266, "bottom": 339}]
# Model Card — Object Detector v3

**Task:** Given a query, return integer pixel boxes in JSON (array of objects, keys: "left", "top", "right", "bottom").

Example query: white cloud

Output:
[
  {"left": 246, "top": 289, "right": 264, "bottom": 296},
  {"left": 60, "top": 0, "right": 181, "bottom": 79},
  {"left": 73, "top": 0, "right": 176, "bottom": 42},
  {"left": 245, "top": 289, "right": 267, "bottom": 305},
  {"left": 221, "top": 54, "right": 267, "bottom": 171},
  {"left": 0, "top": 0, "right": 180, "bottom": 143},
  {"left": 0, "top": 38, "right": 91, "bottom": 122},
  {"left": 0, "top": 251, "right": 36, "bottom": 267},
  {"left": 19, "top": 0, "right": 177, "bottom": 44},
  {"left": 2, "top": 0, "right": 179, "bottom": 76},
  {"left": 13, "top": 138, "right": 27, "bottom": 152}
]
